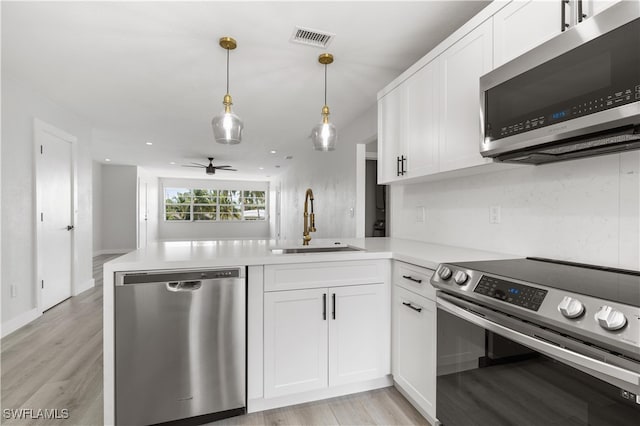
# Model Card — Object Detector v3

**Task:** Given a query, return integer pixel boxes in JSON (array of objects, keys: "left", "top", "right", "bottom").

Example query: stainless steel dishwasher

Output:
[{"left": 115, "top": 267, "right": 246, "bottom": 426}]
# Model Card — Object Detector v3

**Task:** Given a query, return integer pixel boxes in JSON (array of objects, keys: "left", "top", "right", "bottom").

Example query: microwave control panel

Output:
[
  {"left": 493, "top": 85, "right": 639, "bottom": 140},
  {"left": 474, "top": 275, "right": 548, "bottom": 311}
]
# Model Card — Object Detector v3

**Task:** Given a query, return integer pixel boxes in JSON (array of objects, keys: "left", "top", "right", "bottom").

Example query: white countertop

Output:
[{"left": 104, "top": 237, "right": 516, "bottom": 272}]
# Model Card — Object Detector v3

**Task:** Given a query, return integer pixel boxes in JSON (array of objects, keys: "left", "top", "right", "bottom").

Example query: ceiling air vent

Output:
[{"left": 290, "top": 26, "right": 335, "bottom": 48}]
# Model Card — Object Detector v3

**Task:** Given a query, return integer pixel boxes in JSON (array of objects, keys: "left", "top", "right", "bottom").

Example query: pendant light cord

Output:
[
  {"left": 324, "top": 64, "right": 327, "bottom": 106},
  {"left": 226, "top": 48, "right": 230, "bottom": 95}
]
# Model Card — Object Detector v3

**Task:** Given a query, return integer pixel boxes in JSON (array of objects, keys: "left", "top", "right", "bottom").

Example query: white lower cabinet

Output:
[
  {"left": 392, "top": 262, "right": 436, "bottom": 422},
  {"left": 264, "top": 282, "right": 389, "bottom": 399}
]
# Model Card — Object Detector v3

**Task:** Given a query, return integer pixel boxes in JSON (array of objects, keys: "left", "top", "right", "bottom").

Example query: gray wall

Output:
[{"left": 101, "top": 165, "right": 138, "bottom": 252}]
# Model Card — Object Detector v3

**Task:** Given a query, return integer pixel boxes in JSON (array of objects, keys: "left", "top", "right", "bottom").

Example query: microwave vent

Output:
[{"left": 290, "top": 26, "right": 335, "bottom": 48}]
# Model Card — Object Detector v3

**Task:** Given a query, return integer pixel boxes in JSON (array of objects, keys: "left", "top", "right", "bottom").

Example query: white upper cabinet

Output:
[
  {"left": 494, "top": 0, "right": 623, "bottom": 68},
  {"left": 405, "top": 61, "right": 440, "bottom": 178},
  {"left": 378, "top": 86, "right": 405, "bottom": 184},
  {"left": 438, "top": 19, "right": 493, "bottom": 173},
  {"left": 493, "top": 0, "right": 563, "bottom": 68}
]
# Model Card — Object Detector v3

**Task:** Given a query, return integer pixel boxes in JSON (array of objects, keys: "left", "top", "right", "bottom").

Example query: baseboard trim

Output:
[
  {"left": 1, "top": 308, "right": 42, "bottom": 338},
  {"left": 74, "top": 278, "right": 95, "bottom": 296},
  {"left": 93, "top": 249, "right": 132, "bottom": 256},
  {"left": 247, "top": 375, "right": 392, "bottom": 413}
]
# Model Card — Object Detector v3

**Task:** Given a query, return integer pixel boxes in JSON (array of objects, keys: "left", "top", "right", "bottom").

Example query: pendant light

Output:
[
  {"left": 212, "top": 37, "right": 244, "bottom": 145},
  {"left": 310, "top": 53, "right": 337, "bottom": 151}
]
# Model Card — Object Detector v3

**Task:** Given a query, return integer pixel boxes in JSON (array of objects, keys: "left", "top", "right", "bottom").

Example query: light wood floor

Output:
[{"left": 1, "top": 255, "right": 429, "bottom": 426}]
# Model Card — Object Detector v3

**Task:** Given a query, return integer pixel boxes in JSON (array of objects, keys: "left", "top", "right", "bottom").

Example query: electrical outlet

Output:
[
  {"left": 416, "top": 206, "right": 425, "bottom": 223},
  {"left": 10, "top": 284, "right": 17, "bottom": 298},
  {"left": 490, "top": 206, "right": 501, "bottom": 224}
]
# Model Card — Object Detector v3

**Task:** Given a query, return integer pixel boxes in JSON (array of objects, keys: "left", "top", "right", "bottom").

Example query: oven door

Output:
[{"left": 436, "top": 294, "right": 640, "bottom": 426}]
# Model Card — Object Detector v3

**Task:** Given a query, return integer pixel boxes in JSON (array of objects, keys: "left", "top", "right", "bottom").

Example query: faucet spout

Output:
[{"left": 303, "top": 188, "right": 316, "bottom": 245}]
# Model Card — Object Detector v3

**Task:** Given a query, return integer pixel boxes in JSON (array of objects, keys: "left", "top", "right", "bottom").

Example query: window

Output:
[{"left": 164, "top": 188, "right": 266, "bottom": 222}]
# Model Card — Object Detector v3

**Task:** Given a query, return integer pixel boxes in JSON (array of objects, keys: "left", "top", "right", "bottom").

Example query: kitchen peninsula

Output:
[{"left": 103, "top": 237, "right": 512, "bottom": 425}]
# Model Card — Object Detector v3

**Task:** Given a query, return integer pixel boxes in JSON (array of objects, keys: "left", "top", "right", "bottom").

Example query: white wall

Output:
[
  {"left": 158, "top": 178, "right": 270, "bottom": 240},
  {"left": 101, "top": 164, "right": 138, "bottom": 252},
  {"left": 275, "top": 103, "right": 377, "bottom": 241},
  {"left": 92, "top": 161, "right": 103, "bottom": 253},
  {"left": 1, "top": 76, "right": 93, "bottom": 329},
  {"left": 390, "top": 152, "right": 640, "bottom": 270}
]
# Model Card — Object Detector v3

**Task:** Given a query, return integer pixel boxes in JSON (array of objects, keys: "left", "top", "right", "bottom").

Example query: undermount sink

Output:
[{"left": 270, "top": 246, "right": 364, "bottom": 255}]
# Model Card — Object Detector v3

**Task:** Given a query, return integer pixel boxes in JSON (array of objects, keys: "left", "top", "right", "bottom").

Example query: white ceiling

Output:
[{"left": 2, "top": 1, "right": 490, "bottom": 180}]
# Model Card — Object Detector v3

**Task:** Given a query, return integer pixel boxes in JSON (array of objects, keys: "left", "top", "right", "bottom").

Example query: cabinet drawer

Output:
[
  {"left": 265, "top": 260, "right": 389, "bottom": 292},
  {"left": 393, "top": 261, "right": 435, "bottom": 301}
]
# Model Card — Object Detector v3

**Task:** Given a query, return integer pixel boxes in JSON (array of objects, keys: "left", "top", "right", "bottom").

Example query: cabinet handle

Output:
[
  {"left": 561, "top": 0, "right": 570, "bottom": 32},
  {"left": 332, "top": 293, "right": 336, "bottom": 320},
  {"left": 577, "top": 0, "right": 586, "bottom": 23},
  {"left": 402, "top": 301, "right": 423, "bottom": 313},
  {"left": 401, "top": 155, "right": 407, "bottom": 175},
  {"left": 396, "top": 156, "right": 401, "bottom": 176},
  {"left": 323, "top": 293, "right": 327, "bottom": 320},
  {"left": 402, "top": 275, "right": 423, "bottom": 284}
]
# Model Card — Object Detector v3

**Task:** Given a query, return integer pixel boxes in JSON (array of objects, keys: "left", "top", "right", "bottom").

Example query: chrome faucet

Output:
[{"left": 303, "top": 188, "right": 316, "bottom": 245}]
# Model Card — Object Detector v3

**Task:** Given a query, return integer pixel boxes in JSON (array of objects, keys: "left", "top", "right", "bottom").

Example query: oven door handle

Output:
[{"left": 437, "top": 296, "right": 640, "bottom": 388}]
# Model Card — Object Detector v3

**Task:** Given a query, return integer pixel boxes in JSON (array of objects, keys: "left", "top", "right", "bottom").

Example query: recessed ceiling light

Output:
[
  {"left": 270, "top": 150, "right": 277, "bottom": 154},
  {"left": 146, "top": 142, "right": 153, "bottom": 146},
  {"left": 105, "top": 158, "right": 111, "bottom": 162},
  {"left": 169, "top": 161, "right": 176, "bottom": 165},
  {"left": 259, "top": 167, "right": 264, "bottom": 170}
]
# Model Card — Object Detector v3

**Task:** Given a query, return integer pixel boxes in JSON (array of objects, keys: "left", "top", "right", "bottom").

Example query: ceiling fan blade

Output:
[
  {"left": 213, "top": 165, "right": 232, "bottom": 169},
  {"left": 182, "top": 165, "right": 205, "bottom": 168},
  {"left": 220, "top": 168, "right": 237, "bottom": 171},
  {"left": 191, "top": 162, "right": 207, "bottom": 167}
]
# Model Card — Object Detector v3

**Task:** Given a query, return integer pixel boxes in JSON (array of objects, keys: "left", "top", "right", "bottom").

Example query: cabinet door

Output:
[
  {"left": 582, "top": 0, "right": 621, "bottom": 21},
  {"left": 493, "top": 0, "right": 563, "bottom": 68},
  {"left": 377, "top": 86, "right": 404, "bottom": 184},
  {"left": 405, "top": 61, "right": 440, "bottom": 177},
  {"left": 328, "top": 283, "right": 389, "bottom": 387},
  {"left": 264, "top": 288, "right": 328, "bottom": 398},
  {"left": 439, "top": 19, "right": 493, "bottom": 173},
  {"left": 393, "top": 285, "right": 436, "bottom": 419}
]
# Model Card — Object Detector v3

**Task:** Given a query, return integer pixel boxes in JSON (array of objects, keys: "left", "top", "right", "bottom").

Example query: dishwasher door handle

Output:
[{"left": 166, "top": 281, "right": 202, "bottom": 292}]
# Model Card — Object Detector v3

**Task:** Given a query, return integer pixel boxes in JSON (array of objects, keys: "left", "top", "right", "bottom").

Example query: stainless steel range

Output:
[{"left": 431, "top": 257, "right": 639, "bottom": 426}]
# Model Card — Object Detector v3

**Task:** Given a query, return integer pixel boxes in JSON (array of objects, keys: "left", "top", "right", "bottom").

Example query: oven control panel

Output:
[{"left": 474, "top": 275, "right": 548, "bottom": 311}]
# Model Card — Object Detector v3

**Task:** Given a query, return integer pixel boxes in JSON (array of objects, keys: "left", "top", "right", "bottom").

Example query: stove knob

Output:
[
  {"left": 453, "top": 271, "right": 468, "bottom": 285},
  {"left": 558, "top": 296, "right": 584, "bottom": 319},
  {"left": 595, "top": 306, "right": 627, "bottom": 331},
  {"left": 438, "top": 266, "right": 452, "bottom": 280}
]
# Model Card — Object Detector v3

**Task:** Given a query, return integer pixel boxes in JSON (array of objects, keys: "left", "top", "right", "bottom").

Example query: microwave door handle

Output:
[{"left": 437, "top": 297, "right": 640, "bottom": 388}]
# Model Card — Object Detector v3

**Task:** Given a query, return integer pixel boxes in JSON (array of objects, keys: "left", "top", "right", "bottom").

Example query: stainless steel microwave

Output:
[{"left": 480, "top": 1, "right": 640, "bottom": 165}]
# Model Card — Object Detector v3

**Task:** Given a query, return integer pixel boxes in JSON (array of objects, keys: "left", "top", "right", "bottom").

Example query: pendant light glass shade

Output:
[
  {"left": 310, "top": 53, "right": 337, "bottom": 151},
  {"left": 212, "top": 94, "right": 243, "bottom": 144},
  {"left": 212, "top": 37, "right": 243, "bottom": 145},
  {"left": 311, "top": 106, "right": 337, "bottom": 151}
]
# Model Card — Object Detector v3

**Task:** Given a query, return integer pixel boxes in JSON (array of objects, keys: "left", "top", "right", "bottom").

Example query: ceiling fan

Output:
[{"left": 182, "top": 157, "right": 237, "bottom": 175}]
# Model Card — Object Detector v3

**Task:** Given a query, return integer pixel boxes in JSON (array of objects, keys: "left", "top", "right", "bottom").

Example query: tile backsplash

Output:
[{"left": 390, "top": 151, "right": 639, "bottom": 270}]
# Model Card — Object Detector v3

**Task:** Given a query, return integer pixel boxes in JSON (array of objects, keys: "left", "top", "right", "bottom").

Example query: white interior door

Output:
[
  {"left": 38, "top": 124, "right": 74, "bottom": 311},
  {"left": 138, "top": 178, "right": 148, "bottom": 249}
]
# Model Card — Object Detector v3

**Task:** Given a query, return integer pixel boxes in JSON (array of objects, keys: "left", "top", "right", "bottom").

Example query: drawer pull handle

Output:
[
  {"left": 323, "top": 293, "right": 327, "bottom": 320},
  {"left": 402, "top": 275, "right": 422, "bottom": 283},
  {"left": 402, "top": 301, "right": 422, "bottom": 313}
]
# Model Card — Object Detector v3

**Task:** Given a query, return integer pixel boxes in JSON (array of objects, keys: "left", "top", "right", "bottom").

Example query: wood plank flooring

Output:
[{"left": 1, "top": 255, "right": 429, "bottom": 426}]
